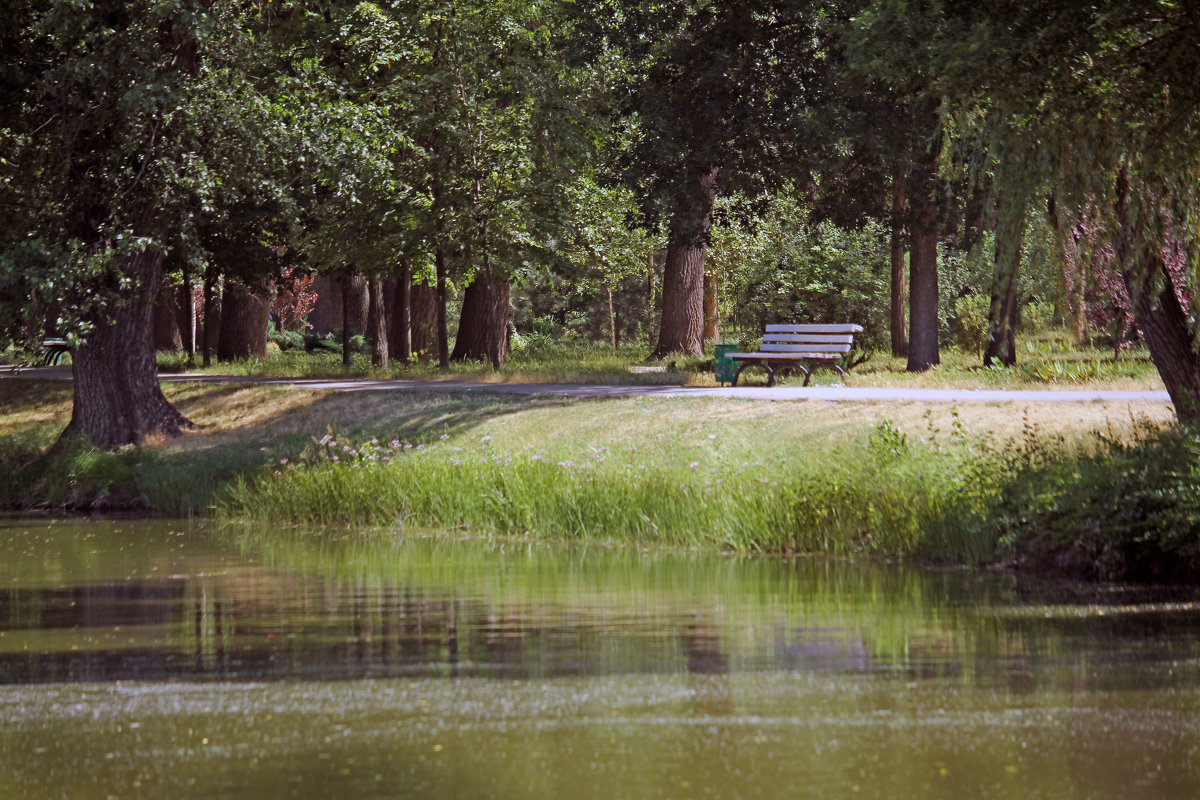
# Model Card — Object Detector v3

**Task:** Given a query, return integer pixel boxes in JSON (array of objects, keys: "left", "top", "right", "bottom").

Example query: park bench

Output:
[
  {"left": 726, "top": 323, "right": 864, "bottom": 387},
  {"left": 39, "top": 338, "right": 71, "bottom": 366}
]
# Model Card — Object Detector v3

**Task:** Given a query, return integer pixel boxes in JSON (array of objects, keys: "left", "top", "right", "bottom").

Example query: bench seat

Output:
[{"left": 727, "top": 324, "right": 863, "bottom": 387}]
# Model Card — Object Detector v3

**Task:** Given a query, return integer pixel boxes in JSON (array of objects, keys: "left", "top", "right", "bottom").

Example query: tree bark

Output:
[
  {"left": 906, "top": 159, "right": 940, "bottom": 372},
  {"left": 387, "top": 260, "right": 412, "bottom": 364},
  {"left": 410, "top": 282, "right": 438, "bottom": 361},
  {"left": 983, "top": 199, "right": 1027, "bottom": 367},
  {"left": 435, "top": 243, "right": 450, "bottom": 369},
  {"left": 176, "top": 272, "right": 196, "bottom": 362},
  {"left": 217, "top": 277, "right": 273, "bottom": 361},
  {"left": 703, "top": 271, "right": 720, "bottom": 344},
  {"left": 153, "top": 285, "right": 183, "bottom": 351},
  {"left": 654, "top": 167, "right": 719, "bottom": 359},
  {"left": 1130, "top": 256, "right": 1200, "bottom": 423},
  {"left": 63, "top": 247, "right": 193, "bottom": 449},
  {"left": 452, "top": 272, "right": 510, "bottom": 364},
  {"left": 368, "top": 276, "right": 389, "bottom": 369},
  {"left": 201, "top": 267, "right": 220, "bottom": 368},
  {"left": 890, "top": 172, "right": 909, "bottom": 357},
  {"left": 308, "top": 274, "right": 342, "bottom": 335},
  {"left": 340, "top": 271, "right": 368, "bottom": 336}
]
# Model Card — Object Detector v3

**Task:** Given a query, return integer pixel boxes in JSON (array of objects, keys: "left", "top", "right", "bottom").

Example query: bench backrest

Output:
[{"left": 760, "top": 323, "right": 863, "bottom": 355}]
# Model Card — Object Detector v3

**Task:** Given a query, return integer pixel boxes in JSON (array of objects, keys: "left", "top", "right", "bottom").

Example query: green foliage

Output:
[
  {"left": 947, "top": 424, "right": 1200, "bottom": 581},
  {"left": 952, "top": 294, "right": 989, "bottom": 354},
  {"left": 728, "top": 213, "right": 890, "bottom": 351}
]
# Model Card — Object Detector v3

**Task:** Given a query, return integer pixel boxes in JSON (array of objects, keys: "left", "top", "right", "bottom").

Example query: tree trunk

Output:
[
  {"left": 340, "top": 271, "right": 368, "bottom": 336},
  {"left": 201, "top": 266, "right": 220, "bottom": 368},
  {"left": 153, "top": 285, "right": 183, "bottom": 351},
  {"left": 608, "top": 288, "right": 617, "bottom": 356},
  {"left": 654, "top": 167, "right": 719, "bottom": 359},
  {"left": 410, "top": 282, "right": 438, "bottom": 361},
  {"left": 435, "top": 243, "right": 450, "bottom": 369},
  {"left": 1129, "top": 255, "right": 1200, "bottom": 424},
  {"left": 63, "top": 248, "right": 193, "bottom": 449},
  {"left": 983, "top": 199, "right": 1027, "bottom": 367},
  {"left": 387, "top": 260, "right": 412, "bottom": 364},
  {"left": 368, "top": 276, "right": 388, "bottom": 369},
  {"left": 452, "top": 272, "right": 510, "bottom": 364},
  {"left": 176, "top": 271, "right": 195, "bottom": 362},
  {"left": 703, "top": 271, "right": 720, "bottom": 344},
  {"left": 308, "top": 274, "right": 342, "bottom": 335},
  {"left": 906, "top": 159, "right": 940, "bottom": 372},
  {"left": 890, "top": 173, "right": 909, "bottom": 357},
  {"left": 217, "top": 277, "right": 272, "bottom": 361}
]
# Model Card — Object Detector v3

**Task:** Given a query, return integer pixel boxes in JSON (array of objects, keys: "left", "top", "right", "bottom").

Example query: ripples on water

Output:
[{"left": 2, "top": 518, "right": 1199, "bottom": 799}]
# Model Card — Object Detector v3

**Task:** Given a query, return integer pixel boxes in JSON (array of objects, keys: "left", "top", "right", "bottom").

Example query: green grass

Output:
[
  {"left": 2, "top": 373, "right": 1190, "bottom": 579},
  {"left": 151, "top": 333, "right": 1164, "bottom": 392}
]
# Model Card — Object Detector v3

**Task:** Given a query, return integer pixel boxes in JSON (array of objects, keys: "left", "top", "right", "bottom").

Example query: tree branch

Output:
[{"left": 1182, "top": 0, "right": 1200, "bottom": 41}]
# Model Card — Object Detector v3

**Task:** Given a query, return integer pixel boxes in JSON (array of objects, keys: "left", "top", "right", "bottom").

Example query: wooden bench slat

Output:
[
  {"left": 765, "top": 324, "right": 863, "bottom": 334},
  {"left": 760, "top": 343, "right": 852, "bottom": 353},
  {"left": 762, "top": 333, "right": 855, "bottom": 344}
]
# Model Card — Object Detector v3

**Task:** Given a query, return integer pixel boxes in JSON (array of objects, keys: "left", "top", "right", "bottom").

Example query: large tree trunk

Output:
[
  {"left": 906, "top": 158, "right": 940, "bottom": 372},
  {"left": 368, "top": 276, "right": 389, "bottom": 369},
  {"left": 63, "top": 248, "right": 193, "bottom": 449},
  {"left": 387, "top": 260, "right": 412, "bottom": 364},
  {"left": 983, "top": 199, "right": 1027, "bottom": 367},
  {"left": 1130, "top": 256, "right": 1200, "bottom": 423},
  {"left": 452, "top": 272, "right": 510, "bottom": 364},
  {"left": 654, "top": 167, "right": 719, "bottom": 359},
  {"left": 217, "top": 277, "right": 273, "bottom": 361},
  {"left": 308, "top": 274, "right": 342, "bottom": 335},
  {"left": 890, "top": 173, "right": 909, "bottom": 357}
]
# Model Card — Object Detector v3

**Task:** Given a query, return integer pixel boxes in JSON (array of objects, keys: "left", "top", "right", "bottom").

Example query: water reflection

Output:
[{"left": 4, "top": 520, "right": 1200, "bottom": 799}]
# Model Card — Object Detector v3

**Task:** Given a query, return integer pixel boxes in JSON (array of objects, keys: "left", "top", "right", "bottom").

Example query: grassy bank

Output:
[{"left": 3, "top": 376, "right": 1193, "bottom": 579}]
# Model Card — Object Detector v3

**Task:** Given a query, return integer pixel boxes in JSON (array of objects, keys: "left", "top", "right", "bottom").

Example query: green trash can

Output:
[{"left": 714, "top": 344, "right": 738, "bottom": 385}]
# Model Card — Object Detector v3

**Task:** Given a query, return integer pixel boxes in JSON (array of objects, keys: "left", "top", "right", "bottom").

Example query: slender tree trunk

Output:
[
  {"left": 201, "top": 266, "right": 219, "bottom": 368},
  {"left": 177, "top": 268, "right": 195, "bottom": 364},
  {"left": 703, "top": 271, "right": 720, "bottom": 344},
  {"left": 1047, "top": 193, "right": 1089, "bottom": 345},
  {"left": 410, "top": 282, "right": 438, "bottom": 361},
  {"left": 62, "top": 247, "right": 193, "bottom": 449},
  {"left": 368, "top": 276, "right": 388, "bottom": 369},
  {"left": 388, "top": 260, "right": 412, "bottom": 365},
  {"left": 435, "top": 243, "right": 450, "bottom": 369},
  {"left": 608, "top": 288, "right": 617, "bottom": 356},
  {"left": 452, "top": 272, "right": 510, "bottom": 364},
  {"left": 890, "top": 172, "right": 909, "bottom": 357},
  {"left": 654, "top": 166, "right": 719, "bottom": 359},
  {"left": 906, "top": 158, "right": 940, "bottom": 372},
  {"left": 983, "top": 199, "right": 1027, "bottom": 366}
]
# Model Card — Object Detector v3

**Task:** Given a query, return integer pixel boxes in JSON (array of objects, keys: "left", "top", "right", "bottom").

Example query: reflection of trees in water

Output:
[{"left": 0, "top": 568, "right": 1107, "bottom": 690}]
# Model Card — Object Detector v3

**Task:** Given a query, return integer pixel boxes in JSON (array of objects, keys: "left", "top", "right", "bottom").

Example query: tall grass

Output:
[{"left": 219, "top": 420, "right": 1004, "bottom": 559}]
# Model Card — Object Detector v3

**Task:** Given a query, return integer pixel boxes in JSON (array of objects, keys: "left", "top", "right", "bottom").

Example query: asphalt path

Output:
[{"left": 3, "top": 364, "right": 1173, "bottom": 405}]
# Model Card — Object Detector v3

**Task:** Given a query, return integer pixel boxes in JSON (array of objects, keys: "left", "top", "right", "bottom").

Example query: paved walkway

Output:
[{"left": 2, "top": 364, "right": 1172, "bottom": 405}]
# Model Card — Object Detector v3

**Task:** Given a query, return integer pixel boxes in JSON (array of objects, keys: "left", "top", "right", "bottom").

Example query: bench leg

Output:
[{"left": 802, "top": 362, "right": 848, "bottom": 386}]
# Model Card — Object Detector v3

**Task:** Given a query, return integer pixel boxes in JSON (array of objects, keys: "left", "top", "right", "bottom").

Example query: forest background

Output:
[{"left": 2, "top": 0, "right": 1199, "bottom": 449}]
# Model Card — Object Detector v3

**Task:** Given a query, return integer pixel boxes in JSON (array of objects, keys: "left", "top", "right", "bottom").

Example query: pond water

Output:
[{"left": 2, "top": 518, "right": 1200, "bottom": 799}]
